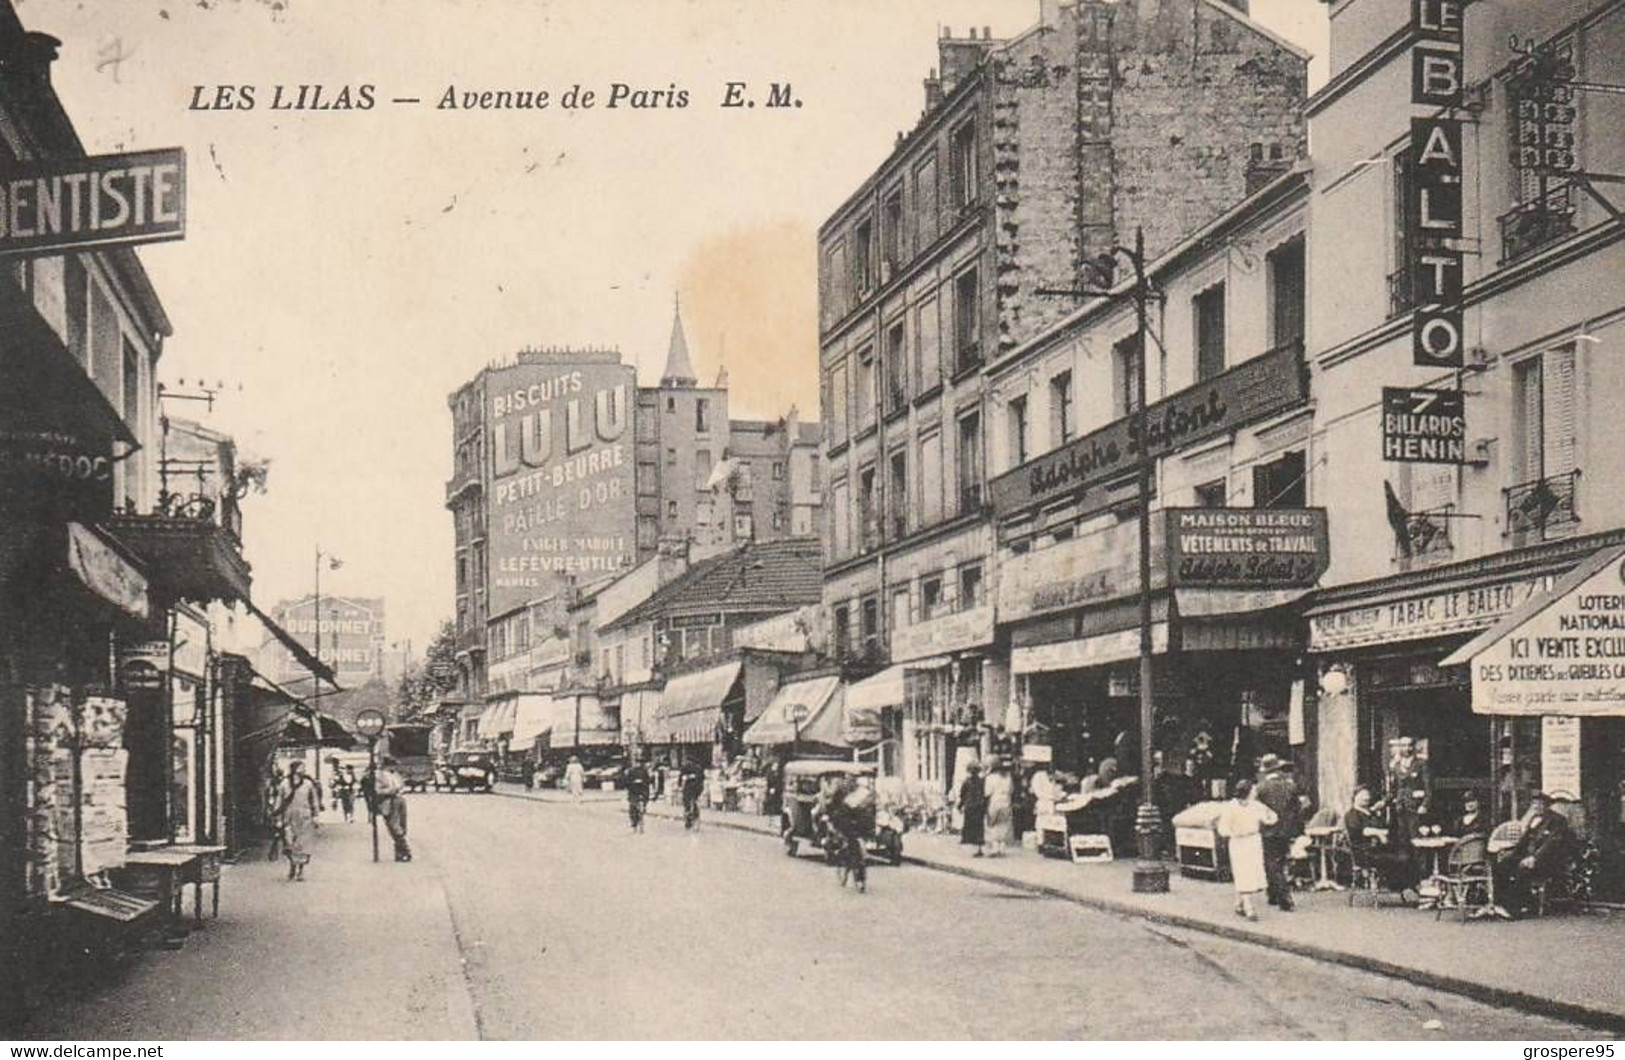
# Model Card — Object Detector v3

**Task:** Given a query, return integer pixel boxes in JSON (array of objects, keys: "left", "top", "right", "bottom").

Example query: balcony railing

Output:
[
  {"left": 1506, "top": 470, "right": 1580, "bottom": 540},
  {"left": 1500, "top": 183, "right": 1577, "bottom": 264},
  {"left": 1387, "top": 267, "right": 1413, "bottom": 319}
]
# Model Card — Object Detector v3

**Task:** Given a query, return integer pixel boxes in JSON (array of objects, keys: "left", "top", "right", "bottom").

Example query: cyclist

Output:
[
  {"left": 625, "top": 760, "right": 652, "bottom": 832},
  {"left": 679, "top": 761, "right": 706, "bottom": 830}
]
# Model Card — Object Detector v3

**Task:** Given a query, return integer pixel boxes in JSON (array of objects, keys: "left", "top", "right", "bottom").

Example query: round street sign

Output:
[
  {"left": 788, "top": 704, "right": 811, "bottom": 724},
  {"left": 355, "top": 709, "right": 387, "bottom": 738}
]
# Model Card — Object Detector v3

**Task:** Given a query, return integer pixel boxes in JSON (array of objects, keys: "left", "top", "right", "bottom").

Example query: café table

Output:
[
  {"left": 1411, "top": 834, "right": 1459, "bottom": 909},
  {"left": 1305, "top": 825, "right": 1343, "bottom": 891},
  {"left": 166, "top": 844, "right": 228, "bottom": 923}
]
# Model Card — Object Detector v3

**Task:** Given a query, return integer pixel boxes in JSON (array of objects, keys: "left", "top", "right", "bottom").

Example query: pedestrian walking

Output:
[
  {"left": 374, "top": 757, "right": 413, "bottom": 862},
  {"left": 263, "top": 761, "right": 286, "bottom": 861},
  {"left": 983, "top": 759, "right": 1013, "bottom": 858},
  {"left": 1254, "top": 753, "right": 1305, "bottom": 911},
  {"left": 332, "top": 764, "right": 358, "bottom": 824},
  {"left": 959, "top": 762, "right": 987, "bottom": 857},
  {"left": 564, "top": 755, "right": 586, "bottom": 802},
  {"left": 1216, "top": 778, "right": 1276, "bottom": 921},
  {"left": 276, "top": 760, "right": 321, "bottom": 881}
]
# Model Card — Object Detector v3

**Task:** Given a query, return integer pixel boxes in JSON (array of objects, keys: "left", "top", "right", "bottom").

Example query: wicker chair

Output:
[{"left": 1432, "top": 835, "right": 1491, "bottom": 922}]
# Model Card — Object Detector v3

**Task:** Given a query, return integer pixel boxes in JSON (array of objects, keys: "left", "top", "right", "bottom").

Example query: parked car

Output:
[
  {"left": 437, "top": 752, "right": 496, "bottom": 792},
  {"left": 781, "top": 759, "right": 904, "bottom": 866}
]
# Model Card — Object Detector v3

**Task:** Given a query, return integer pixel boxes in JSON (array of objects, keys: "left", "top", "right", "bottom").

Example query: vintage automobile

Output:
[
  {"left": 436, "top": 751, "right": 496, "bottom": 793},
  {"left": 780, "top": 759, "right": 904, "bottom": 867}
]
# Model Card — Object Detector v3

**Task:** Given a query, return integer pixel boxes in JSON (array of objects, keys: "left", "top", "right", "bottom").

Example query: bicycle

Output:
[
  {"left": 682, "top": 794, "right": 701, "bottom": 830},
  {"left": 627, "top": 794, "right": 648, "bottom": 832},
  {"left": 827, "top": 829, "right": 867, "bottom": 893}
]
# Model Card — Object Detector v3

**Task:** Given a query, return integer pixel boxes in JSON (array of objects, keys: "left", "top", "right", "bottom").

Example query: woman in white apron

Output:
[{"left": 1215, "top": 778, "right": 1277, "bottom": 920}]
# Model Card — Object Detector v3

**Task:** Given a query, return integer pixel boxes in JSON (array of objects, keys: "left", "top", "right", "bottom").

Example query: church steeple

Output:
[{"left": 661, "top": 293, "right": 698, "bottom": 388}]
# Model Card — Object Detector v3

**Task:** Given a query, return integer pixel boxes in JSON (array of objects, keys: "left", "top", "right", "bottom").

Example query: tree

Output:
[{"left": 396, "top": 620, "right": 460, "bottom": 719}]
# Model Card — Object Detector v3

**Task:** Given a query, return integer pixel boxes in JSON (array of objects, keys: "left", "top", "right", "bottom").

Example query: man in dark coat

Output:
[
  {"left": 1253, "top": 754, "right": 1304, "bottom": 911},
  {"left": 1494, "top": 792, "right": 1575, "bottom": 917}
]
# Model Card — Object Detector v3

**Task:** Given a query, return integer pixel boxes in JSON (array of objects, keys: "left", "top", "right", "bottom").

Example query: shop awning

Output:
[
  {"left": 744, "top": 675, "right": 843, "bottom": 746},
  {"left": 1441, "top": 544, "right": 1625, "bottom": 717},
  {"left": 653, "top": 660, "right": 742, "bottom": 744},
  {"left": 511, "top": 693, "right": 555, "bottom": 746},
  {"left": 1012, "top": 623, "right": 1171, "bottom": 675},
  {"left": 478, "top": 698, "right": 518, "bottom": 738},
  {"left": 282, "top": 707, "right": 356, "bottom": 748},
  {"left": 619, "top": 688, "right": 663, "bottom": 745},
  {"left": 1173, "top": 587, "right": 1311, "bottom": 618}
]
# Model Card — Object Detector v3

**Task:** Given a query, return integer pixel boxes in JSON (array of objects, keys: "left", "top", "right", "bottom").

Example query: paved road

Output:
[
  {"left": 22, "top": 792, "right": 1600, "bottom": 1040},
  {"left": 421, "top": 793, "right": 1587, "bottom": 1040}
]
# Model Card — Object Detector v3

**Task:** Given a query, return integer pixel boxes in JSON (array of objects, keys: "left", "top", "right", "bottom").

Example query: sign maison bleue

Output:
[
  {"left": 1164, "top": 508, "right": 1329, "bottom": 588},
  {"left": 989, "top": 342, "right": 1306, "bottom": 515},
  {"left": 1409, "top": 0, "right": 1465, "bottom": 369},
  {"left": 1382, "top": 387, "right": 1467, "bottom": 464},
  {"left": 0, "top": 147, "right": 186, "bottom": 256}
]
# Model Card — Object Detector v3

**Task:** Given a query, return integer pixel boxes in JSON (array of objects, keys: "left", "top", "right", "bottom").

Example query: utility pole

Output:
[{"left": 1037, "top": 224, "right": 1168, "bottom": 894}]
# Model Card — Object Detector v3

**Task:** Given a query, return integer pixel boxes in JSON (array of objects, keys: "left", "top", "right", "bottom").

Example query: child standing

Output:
[{"left": 1215, "top": 778, "right": 1277, "bottom": 920}]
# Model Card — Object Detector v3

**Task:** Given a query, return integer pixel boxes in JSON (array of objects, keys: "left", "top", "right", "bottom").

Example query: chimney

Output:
[
  {"left": 938, "top": 32, "right": 990, "bottom": 95},
  {"left": 924, "top": 67, "right": 943, "bottom": 111},
  {"left": 0, "top": 30, "right": 62, "bottom": 94}
]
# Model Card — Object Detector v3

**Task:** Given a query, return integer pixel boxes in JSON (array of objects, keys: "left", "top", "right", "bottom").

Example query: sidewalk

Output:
[
  {"left": 501, "top": 784, "right": 1625, "bottom": 1032},
  {"left": 20, "top": 814, "right": 479, "bottom": 1040}
]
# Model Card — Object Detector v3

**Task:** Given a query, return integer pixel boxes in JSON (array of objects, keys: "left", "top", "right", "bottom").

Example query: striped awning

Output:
[
  {"left": 744, "top": 676, "right": 843, "bottom": 746},
  {"left": 512, "top": 694, "right": 554, "bottom": 747},
  {"left": 652, "top": 661, "right": 741, "bottom": 744}
]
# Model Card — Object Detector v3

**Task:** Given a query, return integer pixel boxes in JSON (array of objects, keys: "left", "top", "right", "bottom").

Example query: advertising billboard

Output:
[
  {"left": 269, "top": 596, "right": 384, "bottom": 682},
  {"left": 487, "top": 360, "right": 637, "bottom": 617}
]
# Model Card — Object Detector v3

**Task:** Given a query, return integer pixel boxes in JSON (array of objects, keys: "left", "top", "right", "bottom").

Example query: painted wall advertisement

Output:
[
  {"left": 1457, "top": 548, "right": 1625, "bottom": 718},
  {"left": 270, "top": 596, "right": 384, "bottom": 680},
  {"left": 487, "top": 361, "right": 637, "bottom": 616}
]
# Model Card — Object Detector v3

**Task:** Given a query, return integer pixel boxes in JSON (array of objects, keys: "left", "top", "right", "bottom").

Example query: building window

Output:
[
  {"left": 734, "top": 513, "right": 754, "bottom": 541},
  {"left": 959, "top": 563, "right": 984, "bottom": 610},
  {"left": 1050, "top": 370, "right": 1074, "bottom": 446},
  {"left": 892, "top": 586, "right": 911, "bottom": 632},
  {"left": 831, "top": 479, "right": 850, "bottom": 557},
  {"left": 1510, "top": 346, "right": 1580, "bottom": 539},
  {"left": 858, "top": 464, "right": 879, "bottom": 550},
  {"left": 772, "top": 510, "right": 785, "bottom": 532},
  {"left": 1267, "top": 237, "right": 1306, "bottom": 349},
  {"left": 1112, "top": 335, "right": 1143, "bottom": 418},
  {"left": 1194, "top": 283, "right": 1227, "bottom": 381},
  {"left": 951, "top": 120, "right": 977, "bottom": 208},
  {"left": 667, "top": 395, "right": 677, "bottom": 413},
  {"left": 914, "top": 156, "right": 939, "bottom": 249},
  {"left": 735, "top": 461, "right": 753, "bottom": 500},
  {"left": 667, "top": 499, "right": 679, "bottom": 519},
  {"left": 695, "top": 448, "right": 713, "bottom": 491},
  {"left": 860, "top": 595, "right": 881, "bottom": 660},
  {"left": 666, "top": 447, "right": 678, "bottom": 466},
  {"left": 1195, "top": 478, "right": 1227, "bottom": 508},
  {"left": 919, "top": 430, "right": 943, "bottom": 527},
  {"left": 1253, "top": 450, "right": 1306, "bottom": 509},
  {"left": 882, "top": 186, "right": 904, "bottom": 274},
  {"left": 957, "top": 410, "right": 982, "bottom": 512},
  {"left": 695, "top": 398, "right": 710, "bottom": 433},
  {"left": 828, "top": 360, "right": 849, "bottom": 442},
  {"left": 854, "top": 346, "right": 875, "bottom": 430},
  {"left": 921, "top": 574, "right": 944, "bottom": 621},
  {"left": 916, "top": 298, "right": 941, "bottom": 394},
  {"left": 884, "top": 321, "right": 907, "bottom": 413},
  {"left": 1006, "top": 395, "right": 1028, "bottom": 468},
  {"left": 809, "top": 453, "right": 821, "bottom": 491},
  {"left": 954, "top": 268, "right": 980, "bottom": 373},
  {"left": 854, "top": 216, "right": 875, "bottom": 296},
  {"left": 887, "top": 449, "right": 908, "bottom": 539},
  {"left": 772, "top": 460, "right": 786, "bottom": 481},
  {"left": 833, "top": 604, "right": 852, "bottom": 658},
  {"left": 65, "top": 255, "right": 88, "bottom": 366},
  {"left": 824, "top": 240, "right": 849, "bottom": 324},
  {"left": 1389, "top": 149, "right": 1414, "bottom": 316}
]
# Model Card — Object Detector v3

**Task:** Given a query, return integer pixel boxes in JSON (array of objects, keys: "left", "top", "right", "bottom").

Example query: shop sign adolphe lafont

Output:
[
  {"left": 487, "top": 360, "right": 637, "bottom": 616},
  {"left": 990, "top": 343, "right": 1306, "bottom": 515},
  {"left": 1164, "top": 508, "right": 1329, "bottom": 588}
]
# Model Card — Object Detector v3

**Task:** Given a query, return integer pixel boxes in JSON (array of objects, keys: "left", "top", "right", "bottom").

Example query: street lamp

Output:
[{"left": 1040, "top": 225, "right": 1169, "bottom": 894}]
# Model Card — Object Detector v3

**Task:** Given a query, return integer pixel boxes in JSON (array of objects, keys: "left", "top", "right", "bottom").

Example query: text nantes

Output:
[
  {"left": 1029, "top": 387, "right": 1229, "bottom": 497},
  {"left": 489, "top": 371, "right": 632, "bottom": 478}
]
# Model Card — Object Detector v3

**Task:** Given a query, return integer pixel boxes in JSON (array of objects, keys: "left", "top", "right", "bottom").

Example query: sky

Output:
[{"left": 24, "top": 0, "right": 1329, "bottom": 655}]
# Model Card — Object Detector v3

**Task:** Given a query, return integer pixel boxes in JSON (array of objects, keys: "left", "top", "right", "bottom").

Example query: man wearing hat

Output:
[
  {"left": 1494, "top": 792, "right": 1575, "bottom": 917},
  {"left": 1254, "top": 754, "right": 1305, "bottom": 911}
]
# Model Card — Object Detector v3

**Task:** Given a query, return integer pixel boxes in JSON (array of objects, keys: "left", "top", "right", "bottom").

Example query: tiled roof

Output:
[{"left": 604, "top": 537, "right": 823, "bottom": 631}]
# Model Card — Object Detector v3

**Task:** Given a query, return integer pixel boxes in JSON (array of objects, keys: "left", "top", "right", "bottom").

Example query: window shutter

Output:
[
  {"left": 1542, "top": 346, "right": 1578, "bottom": 478},
  {"left": 1517, "top": 359, "right": 1544, "bottom": 481}
]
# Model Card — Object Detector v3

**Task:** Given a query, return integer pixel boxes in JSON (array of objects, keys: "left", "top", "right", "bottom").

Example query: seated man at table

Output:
[
  {"left": 1493, "top": 791, "right": 1574, "bottom": 918},
  {"left": 1345, "top": 786, "right": 1419, "bottom": 895}
]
